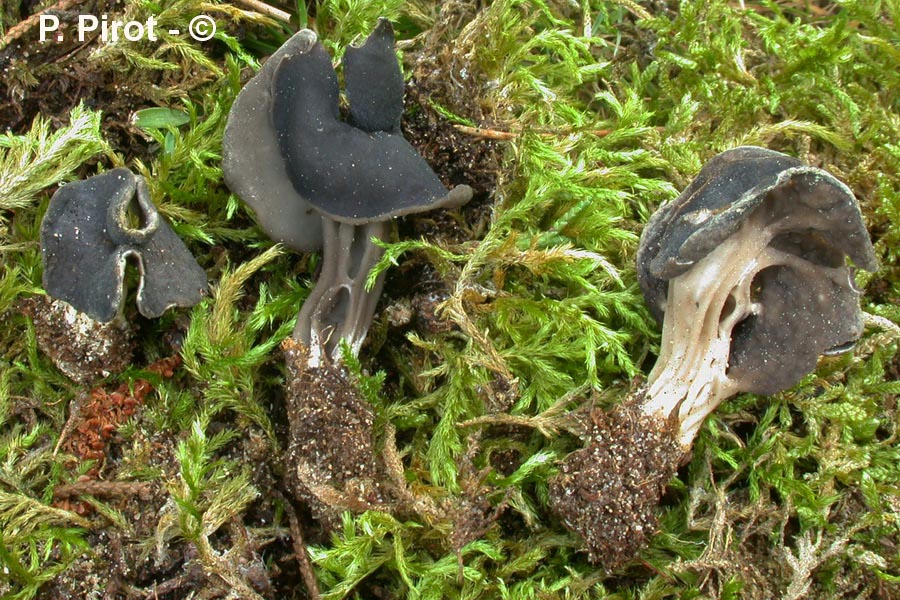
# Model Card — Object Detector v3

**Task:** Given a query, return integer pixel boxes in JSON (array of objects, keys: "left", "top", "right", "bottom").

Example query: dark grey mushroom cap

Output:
[
  {"left": 41, "top": 168, "right": 208, "bottom": 322},
  {"left": 222, "top": 29, "right": 324, "bottom": 253},
  {"left": 638, "top": 146, "right": 877, "bottom": 318},
  {"left": 271, "top": 27, "right": 472, "bottom": 224},
  {"left": 636, "top": 146, "right": 878, "bottom": 395},
  {"left": 343, "top": 18, "right": 404, "bottom": 133}
]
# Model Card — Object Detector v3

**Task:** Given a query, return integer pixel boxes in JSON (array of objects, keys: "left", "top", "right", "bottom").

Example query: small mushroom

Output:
[
  {"left": 40, "top": 168, "right": 208, "bottom": 323},
  {"left": 223, "top": 20, "right": 472, "bottom": 366},
  {"left": 550, "top": 146, "right": 877, "bottom": 565}
]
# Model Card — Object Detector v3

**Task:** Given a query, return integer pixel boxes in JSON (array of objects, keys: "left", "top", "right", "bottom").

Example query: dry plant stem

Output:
[
  {"left": 234, "top": 0, "right": 292, "bottom": 22},
  {"left": 53, "top": 391, "right": 86, "bottom": 455},
  {"left": 53, "top": 480, "right": 152, "bottom": 499},
  {"left": 0, "top": 0, "right": 80, "bottom": 49},
  {"left": 454, "top": 125, "right": 518, "bottom": 140},
  {"left": 643, "top": 212, "right": 773, "bottom": 449},
  {"left": 282, "top": 496, "right": 321, "bottom": 600},
  {"left": 293, "top": 217, "right": 389, "bottom": 367},
  {"left": 453, "top": 124, "right": 616, "bottom": 140}
]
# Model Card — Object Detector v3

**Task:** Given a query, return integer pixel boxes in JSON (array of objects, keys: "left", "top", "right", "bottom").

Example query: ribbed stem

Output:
[
  {"left": 293, "top": 217, "right": 390, "bottom": 367},
  {"left": 641, "top": 216, "right": 775, "bottom": 449}
]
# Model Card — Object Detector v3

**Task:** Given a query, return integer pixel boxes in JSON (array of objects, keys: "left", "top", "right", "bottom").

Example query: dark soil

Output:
[
  {"left": 402, "top": 84, "right": 501, "bottom": 202},
  {"left": 281, "top": 338, "right": 389, "bottom": 530},
  {"left": 548, "top": 401, "right": 681, "bottom": 567},
  {"left": 0, "top": 1, "right": 146, "bottom": 157}
]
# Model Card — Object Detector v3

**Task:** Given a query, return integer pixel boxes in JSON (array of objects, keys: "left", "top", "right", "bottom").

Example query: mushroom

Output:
[
  {"left": 223, "top": 20, "right": 472, "bottom": 366},
  {"left": 550, "top": 146, "right": 877, "bottom": 565},
  {"left": 40, "top": 168, "right": 208, "bottom": 322},
  {"left": 637, "top": 145, "right": 877, "bottom": 449}
]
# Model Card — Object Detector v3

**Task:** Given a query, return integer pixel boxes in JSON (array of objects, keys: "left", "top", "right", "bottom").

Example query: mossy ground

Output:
[{"left": 1, "top": 1, "right": 898, "bottom": 598}]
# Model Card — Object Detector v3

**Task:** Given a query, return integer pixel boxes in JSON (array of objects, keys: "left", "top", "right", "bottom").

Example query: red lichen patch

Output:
[
  {"left": 53, "top": 356, "right": 181, "bottom": 514},
  {"left": 65, "top": 388, "right": 140, "bottom": 468}
]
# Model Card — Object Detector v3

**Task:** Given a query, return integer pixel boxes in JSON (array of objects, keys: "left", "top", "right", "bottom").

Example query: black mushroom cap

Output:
[
  {"left": 342, "top": 18, "right": 404, "bottom": 133},
  {"left": 636, "top": 146, "right": 878, "bottom": 395},
  {"left": 222, "top": 30, "right": 324, "bottom": 253},
  {"left": 224, "top": 22, "right": 471, "bottom": 237},
  {"left": 40, "top": 168, "right": 208, "bottom": 322},
  {"left": 270, "top": 23, "right": 472, "bottom": 224}
]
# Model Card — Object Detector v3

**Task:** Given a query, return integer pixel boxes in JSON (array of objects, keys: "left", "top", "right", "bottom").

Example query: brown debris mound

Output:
[
  {"left": 549, "top": 403, "right": 681, "bottom": 567},
  {"left": 282, "top": 339, "right": 388, "bottom": 528},
  {"left": 402, "top": 86, "right": 501, "bottom": 202},
  {"left": 22, "top": 296, "right": 135, "bottom": 384}
]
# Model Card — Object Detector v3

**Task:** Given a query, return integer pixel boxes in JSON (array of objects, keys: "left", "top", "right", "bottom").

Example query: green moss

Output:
[
  {"left": 0, "top": 105, "right": 110, "bottom": 230},
  {"left": 1, "top": 0, "right": 898, "bottom": 598}
]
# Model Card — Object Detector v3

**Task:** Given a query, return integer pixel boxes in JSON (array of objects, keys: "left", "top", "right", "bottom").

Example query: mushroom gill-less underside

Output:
[
  {"left": 644, "top": 204, "right": 867, "bottom": 447},
  {"left": 638, "top": 147, "right": 876, "bottom": 449}
]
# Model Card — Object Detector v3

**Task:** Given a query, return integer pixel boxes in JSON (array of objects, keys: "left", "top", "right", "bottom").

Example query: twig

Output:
[
  {"left": 458, "top": 384, "right": 587, "bottom": 437},
  {"left": 458, "top": 413, "right": 559, "bottom": 436},
  {"left": 234, "top": 0, "right": 292, "bottom": 22},
  {"left": 383, "top": 424, "right": 444, "bottom": 520},
  {"left": 282, "top": 497, "right": 321, "bottom": 600},
  {"left": 856, "top": 312, "right": 900, "bottom": 358},
  {"left": 611, "top": 0, "right": 654, "bottom": 20},
  {"left": 454, "top": 124, "right": 616, "bottom": 141},
  {"left": 144, "top": 573, "right": 190, "bottom": 600},
  {"left": 453, "top": 125, "right": 518, "bottom": 140},
  {"left": 863, "top": 312, "right": 900, "bottom": 340},
  {"left": 0, "top": 0, "right": 80, "bottom": 50},
  {"left": 732, "top": 1, "right": 835, "bottom": 17},
  {"left": 53, "top": 480, "right": 152, "bottom": 499},
  {"left": 53, "top": 390, "right": 86, "bottom": 456}
]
